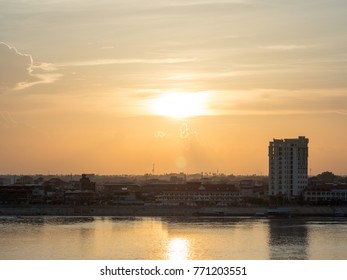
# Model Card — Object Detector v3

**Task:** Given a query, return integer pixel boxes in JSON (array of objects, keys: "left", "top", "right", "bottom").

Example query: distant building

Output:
[
  {"left": 15, "top": 176, "right": 34, "bottom": 185},
  {"left": 80, "top": 174, "right": 96, "bottom": 192},
  {"left": 0, "top": 177, "right": 8, "bottom": 186},
  {"left": 269, "top": 136, "right": 309, "bottom": 200},
  {"left": 303, "top": 183, "right": 347, "bottom": 204},
  {"left": 65, "top": 190, "right": 95, "bottom": 205},
  {"left": 156, "top": 182, "right": 240, "bottom": 206},
  {"left": 102, "top": 183, "right": 142, "bottom": 204},
  {"left": 238, "top": 180, "right": 266, "bottom": 198},
  {"left": 42, "top": 178, "right": 67, "bottom": 204}
]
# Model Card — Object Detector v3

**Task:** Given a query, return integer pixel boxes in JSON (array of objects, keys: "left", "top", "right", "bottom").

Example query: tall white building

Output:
[{"left": 269, "top": 136, "right": 309, "bottom": 200}]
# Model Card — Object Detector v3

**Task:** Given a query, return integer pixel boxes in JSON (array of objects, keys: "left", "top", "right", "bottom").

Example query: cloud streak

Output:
[
  {"left": 58, "top": 58, "right": 197, "bottom": 67},
  {"left": 168, "top": 0, "right": 251, "bottom": 7},
  {"left": 209, "top": 88, "right": 347, "bottom": 116},
  {"left": 258, "top": 44, "right": 314, "bottom": 51},
  {"left": 0, "top": 42, "right": 61, "bottom": 91}
]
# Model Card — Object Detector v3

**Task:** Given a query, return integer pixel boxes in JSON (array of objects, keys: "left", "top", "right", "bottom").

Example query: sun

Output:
[
  {"left": 149, "top": 91, "right": 209, "bottom": 119},
  {"left": 167, "top": 238, "right": 189, "bottom": 260}
]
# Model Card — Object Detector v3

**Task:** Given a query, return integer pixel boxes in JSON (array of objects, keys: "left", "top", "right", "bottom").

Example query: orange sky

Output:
[{"left": 1, "top": 0, "right": 347, "bottom": 175}]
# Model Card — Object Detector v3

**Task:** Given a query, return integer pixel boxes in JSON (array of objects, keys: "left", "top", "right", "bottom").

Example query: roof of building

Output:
[
  {"left": 304, "top": 183, "right": 347, "bottom": 192},
  {"left": 143, "top": 183, "right": 238, "bottom": 192}
]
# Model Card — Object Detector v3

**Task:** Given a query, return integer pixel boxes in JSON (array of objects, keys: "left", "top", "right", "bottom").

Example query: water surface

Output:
[{"left": 0, "top": 216, "right": 346, "bottom": 260}]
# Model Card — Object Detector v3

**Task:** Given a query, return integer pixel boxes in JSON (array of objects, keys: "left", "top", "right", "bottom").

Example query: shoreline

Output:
[{"left": 1, "top": 205, "right": 346, "bottom": 217}]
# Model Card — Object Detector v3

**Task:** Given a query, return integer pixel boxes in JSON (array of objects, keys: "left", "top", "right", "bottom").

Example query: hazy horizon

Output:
[
  {"left": 0, "top": 171, "right": 345, "bottom": 178},
  {"left": 1, "top": 0, "right": 347, "bottom": 175}
]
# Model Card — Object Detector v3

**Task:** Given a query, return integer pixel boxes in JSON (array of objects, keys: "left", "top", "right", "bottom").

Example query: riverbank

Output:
[{"left": 1, "top": 205, "right": 346, "bottom": 217}]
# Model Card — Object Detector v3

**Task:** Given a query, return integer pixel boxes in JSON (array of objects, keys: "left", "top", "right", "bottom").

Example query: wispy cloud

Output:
[
  {"left": 169, "top": 0, "right": 252, "bottom": 7},
  {"left": 32, "top": 62, "right": 58, "bottom": 71},
  {"left": 100, "top": 46, "right": 115, "bottom": 50},
  {"left": 0, "top": 42, "right": 61, "bottom": 91},
  {"left": 210, "top": 88, "right": 347, "bottom": 116},
  {"left": 58, "top": 58, "right": 197, "bottom": 67},
  {"left": 258, "top": 44, "right": 314, "bottom": 51},
  {"left": 165, "top": 71, "right": 253, "bottom": 81},
  {"left": 335, "top": 110, "right": 347, "bottom": 116},
  {"left": 15, "top": 73, "right": 63, "bottom": 90}
]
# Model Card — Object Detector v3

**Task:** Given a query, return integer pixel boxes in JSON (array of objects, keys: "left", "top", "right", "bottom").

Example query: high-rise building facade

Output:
[{"left": 269, "top": 136, "right": 309, "bottom": 200}]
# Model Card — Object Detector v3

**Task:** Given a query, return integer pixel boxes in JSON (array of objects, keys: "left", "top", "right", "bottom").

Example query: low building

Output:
[
  {"left": 42, "top": 178, "right": 67, "bottom": 204},
  {"left": 80, "top": 174, "right": 96, "bottom": 192},
  {"left": 303, "top": 183, "right": 347, "bottom": 204},
  {"left": 15, "top": 176, "right": 34, "bottom": 185},
  {"left": 109, "top": 189, "right": 142, "bottom": 205},
  {"left": 0, "top": 177, "right": 14, "bottom": 186},
  {"left": 30, "top": 185, "right": 45, "bottom": 204},
  {"left": 238, "top": 180, "right": 266, "bottom": 198},
  {"left": 43, "top": 178, "right": 67, "bottom": 191},
  {"left": 65, "top": 190, "right": 96, "bottom": 205},
  {"left": 157, "top": 182, "right": 240, "bottom": 206},
  {"left": 102, "top": 183, "right": 142, "bottom": 204},
  {"left": 0, "top": 185, "right": 32, "bottom": 204}
]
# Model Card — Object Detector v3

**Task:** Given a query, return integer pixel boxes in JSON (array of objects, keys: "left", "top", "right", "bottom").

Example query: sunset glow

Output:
[
  {"left": 1, "top": 0, "right": 347, "bottom": 175},
  {"left": 150, "top": 91, "right": 209, "bottom": 119},
  {"left": 167, "top": 238, "right": 189, "bottom": 260}
]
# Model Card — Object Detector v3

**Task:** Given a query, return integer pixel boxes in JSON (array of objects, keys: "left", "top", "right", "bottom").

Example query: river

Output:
[{"left": 0, "top": 216, "right": 346, "bottom": 260}]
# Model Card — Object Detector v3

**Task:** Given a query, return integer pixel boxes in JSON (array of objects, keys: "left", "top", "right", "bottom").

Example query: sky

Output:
[{"left": 1, "top": 0, "right": 347, "bottom": 175}]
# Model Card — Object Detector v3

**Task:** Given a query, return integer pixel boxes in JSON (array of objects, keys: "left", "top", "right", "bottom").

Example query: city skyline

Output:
[{"left": 1, "top": 0, "right": 347, "bottom": 175}]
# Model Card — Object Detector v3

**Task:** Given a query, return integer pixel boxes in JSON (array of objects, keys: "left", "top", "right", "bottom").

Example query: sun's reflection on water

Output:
[{"left": 167, "top": 238, "right": 189, "bottom": 260}]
